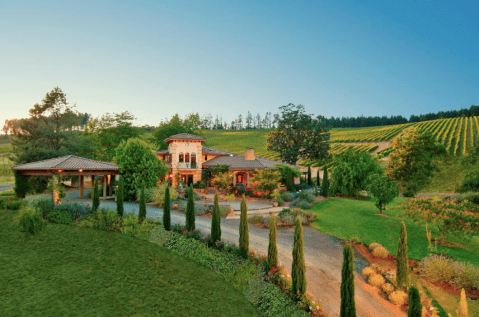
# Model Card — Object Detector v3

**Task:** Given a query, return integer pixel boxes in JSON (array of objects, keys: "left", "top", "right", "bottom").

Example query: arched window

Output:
[
  {"left": 179, "top": 153, "right": 184, "bottom": 162},
  {"left": 191, "top": 153, "right": 196, "bottom": 168},
  {"left": 185, "top": 153, "right": 190, "bottom": 163}
]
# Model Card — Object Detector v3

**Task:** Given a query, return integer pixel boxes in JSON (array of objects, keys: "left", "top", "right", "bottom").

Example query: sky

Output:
[{"left": 1, "top": 0, "right": 478, "bottom": 130}]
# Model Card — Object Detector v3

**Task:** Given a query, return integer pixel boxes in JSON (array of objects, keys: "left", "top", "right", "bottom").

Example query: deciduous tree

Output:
[
  {"left": 267, "top": 104, "right": 330, "bottom": 165},
  {"left": 153, "top": 113, "right": 202, "bottom": 150},
  {"left": 367, "top": 173, "right": 399, "bottom": 214},
  {"left": 251, "top": 169, "right": 282, "bottom": 196}
]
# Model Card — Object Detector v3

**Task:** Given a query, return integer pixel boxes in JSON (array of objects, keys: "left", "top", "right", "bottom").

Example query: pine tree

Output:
[
  {"left": 185, "top": 184, "right": 195, "bottom": 231},
  {"left": 316, "top": 169, "right": 320, "bottom": 186},
  {"left": 407, "top": 286, "right": 421, "bottom": 317},
  {"left": 307, "top": 165, "right": 312, "bottom": 186},
  {"left": 267, "top": 213, "right": 278, "bottom": 270},
  {"left": 211, "top": 192, "right": 221, "bottom": 242},
  {"left": 239, "top": 195, "right": 249, "bottom": 257},
  {"left": 292, "top": 216, "right": 306, "bottom": 299},
  {"left": 396, "top": 221, "right": 409, "bottom": 289},
  {"left": 139, "top": 181, "right": 146, "bottom": 223},
  {"left": 457, "top": 288, "right": 468, "bottom": 317},
  {"left": 92, "top": 177, "right": 100, "bottom": 211},
  {"left": 163, "top": 184, "right": 171, "bottom": 230},
  {"left": 340, "top": 244, "right": 356, "bottom": 317},
  {"left": 322, "top": 168, "right": 329, "bottom": 197},
  {"left": 116, "top": 176, "right": 124, "bottom": 217}
]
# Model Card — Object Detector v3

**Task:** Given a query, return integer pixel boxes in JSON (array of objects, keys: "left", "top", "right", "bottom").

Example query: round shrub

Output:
[
  {"left": 14, "top": 206, "right": 46, "bottom": 235},
  {"left": 418, "top": 254, "right": 456, "bottom": 283},
  {"left": 368, "top": 273, "right": 385, "bottom": 287},
  {"left": 372, "top": 246, "right": 389, "bottom": 258},
  {"left": 388, "top": 290, "right": 408, "bottom": 305},
  {"left": 369, "top": 242, "right": 382, "bottom": 251},
  {"left": 281, "top": 191, "right": 293, "bottom": 202},
  {"left": 248, "top": 215, "right": 263, "bottom": 224},
  {"left": 362, "top": 266, "right": 375, "bottom": 278},
  {"left": 381, "top": 283, "right": 395, "bottom": 295},
  {"left": 46, "top": 210, "right": 73, "bottom": 224}
]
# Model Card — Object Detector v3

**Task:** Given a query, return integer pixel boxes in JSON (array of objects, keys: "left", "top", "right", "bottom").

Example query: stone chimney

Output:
[{"left": 245, "top": 148, "right": 255, "bottom": 161}]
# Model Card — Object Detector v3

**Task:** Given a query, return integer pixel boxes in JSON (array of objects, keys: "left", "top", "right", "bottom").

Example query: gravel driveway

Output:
[{"left": 56, "top": 196, "right": 404, "bottom": 317}]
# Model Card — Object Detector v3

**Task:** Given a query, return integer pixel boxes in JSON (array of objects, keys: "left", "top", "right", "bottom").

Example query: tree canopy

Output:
[
  {"left": 3, "top": 87, "right": 92, "bottom": 164},
  {"left": 84, "top": 111, "right": 140, "bottom": 162},
  {"left": 386, "top": 127, "right": 446, "bottom": 196},
  {"left": 267, "top": 104, "right": 330, "bottom": 165},
  {"left": 153, "top": 113, "right": 202, "bottom": 150},
  {"left": 114, "top": 138, "right": 169, "bottom": 200}
]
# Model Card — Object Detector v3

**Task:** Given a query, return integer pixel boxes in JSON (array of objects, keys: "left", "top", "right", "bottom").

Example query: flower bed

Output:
[{"left": 248, "top": 208, "right": 315, "bottom": 228}]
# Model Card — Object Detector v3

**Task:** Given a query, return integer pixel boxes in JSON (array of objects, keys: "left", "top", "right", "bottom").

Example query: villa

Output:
[{"left": 155, "top": 133, "right": 300, "bottom": 188}]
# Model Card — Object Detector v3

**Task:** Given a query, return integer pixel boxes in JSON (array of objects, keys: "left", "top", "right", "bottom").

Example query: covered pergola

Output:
[{"left": 12, "top": 155, "right": 120, "bottom": 199}]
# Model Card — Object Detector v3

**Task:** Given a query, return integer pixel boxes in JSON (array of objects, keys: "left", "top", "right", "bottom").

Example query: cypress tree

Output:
[
  {"left": 139, "top": 181, "right": 146, "bottom": 223},
  {"left": 163, "top": 184, "right": 171, "bottom": 230},
  {"left": 211, "top": 192, "right": 221, "bottom": 242},
  {"left": 292, "top": 216, "right": 306, "bottom": 299},
  {"left": 307, "top": 165, "right": 312, "bottom": 186},
  {"left": 407, "top": 286, "right": 421, "bottom": 317},
  {"left": 239, "top": 195, "right": 249, "bottom": 257},
  {"left": 14, "top": 170, "right": 29, "bottom": 198},
  {"left": 92, "top": 177, "right": 100, "bottom": 211},
  {"left": 186, "top": 184, "right": 195, "bottom": 231},
  {"left": 322, "top": 168, "right": 329, "bottom": 197},
  {"left": 286, "top": 169, "right": 293, "bottom": 192},
  {"left": 396, "top": 221, "right": 409, "bottom": 289},
  {"left": 267, "top": 213, "right": 278, "bottom": 270},
  {"left": 340, "top": 243, "right": 356, "bottom": 317},
  {"left": 457, "top": 288, "right": 468, "bottom": 317},
  {"left": 116, "top": 176, "right": 124, "bottom": 217},
  {"left": 316, "top": 169, "right": 320, "bottom": 186}
]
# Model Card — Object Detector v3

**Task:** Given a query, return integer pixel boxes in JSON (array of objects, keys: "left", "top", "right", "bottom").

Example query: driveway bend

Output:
[{"left": 63, "top": 198, "right": 405, "bottom": 317}]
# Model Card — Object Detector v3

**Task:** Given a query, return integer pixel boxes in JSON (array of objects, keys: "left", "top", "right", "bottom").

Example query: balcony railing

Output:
[{"left": 177, "top": 162, "right": 197, "bottom": 169}]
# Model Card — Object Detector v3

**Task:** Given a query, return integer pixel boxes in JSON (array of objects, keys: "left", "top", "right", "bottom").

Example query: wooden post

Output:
[
  {"left": 103, "top": 175, "right": 107, "bottom": 199},
  {"left": 79, "top": 175, "right": 84, "bottom": 199}
]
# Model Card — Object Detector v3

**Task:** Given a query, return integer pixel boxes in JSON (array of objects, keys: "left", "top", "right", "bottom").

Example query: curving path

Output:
[{"left": 57, "top": 195, "right": 405, "bottom": 317}]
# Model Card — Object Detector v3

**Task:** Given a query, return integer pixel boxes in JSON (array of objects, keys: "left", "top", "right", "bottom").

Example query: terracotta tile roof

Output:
[
  {"left": 155, "top": 146, "right": 236, "bottom": 157},
  {"left": 12, "top": 155, "right": 119, "bottom": 170},
  {"left": 164, "top": 133, "right": 206, "bottom": 143},
  {"left": 202, "top": 155, "right": 299, "bottom": 171}
]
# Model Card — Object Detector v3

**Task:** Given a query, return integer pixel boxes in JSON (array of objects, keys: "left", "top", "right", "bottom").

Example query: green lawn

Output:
[
  {"left": 310, "top": 197, "right": 479, "bottom": 266},
  {"left": 0, "top": 209, "right": 259, "bottom": 317}
]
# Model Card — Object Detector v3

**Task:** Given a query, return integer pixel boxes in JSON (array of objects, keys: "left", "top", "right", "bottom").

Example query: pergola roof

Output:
[{"left": 12, "top": 155, "right": 119, "bottom": 175}]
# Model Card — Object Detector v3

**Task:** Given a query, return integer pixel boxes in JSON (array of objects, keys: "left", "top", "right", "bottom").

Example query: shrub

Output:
[
  {"left": 136, "top": 186, "right": 155, "bottom": 203},
  {"left": 5, "top": 199, "right": 27, "bottom": 211},
  {"left": 53, "top": 202, "right": 91, "bottom": 222},
  {"left": 290, "top": 199, "right": 310, "bottom": 210},
  {"left": 219, "top": 205, "right": 230, "bottom": 217},
  {"left": 372, "top": 246, "right": 389, "bottom": 258},
  {"left": 389, "top": 290, "right": 408, "bottom": 305},
  {"left": 121, "top": 213, "right": 153, "bottom": 239},
  {"left": 14, "top": 206, "right": 46, "bottom": 235},
  {"left": 153, "top": 183, "right": 179, "bottom": 207},
  {"left": 362, "top": 267, "right": 375, "bottom": 278},
  {"left": 369, "top": 242, "right": 382, "bottom": 251},
  {"left": 78, "top": 209, "right": 122, "bottom": 232},
  {"left": 453, "top": 261, "right": 479, "bottom": 289},
  {"left": 194, "top": 204, "right": 207, "bottom": 215},
  {"left": 418, "top": 254, "right": 456, "bottom": 283},
  {"left": 46, "top": 210, "right": 73, "bottom": 224},
  {"left": 457, "top": 191, "right": 479, "bottom": 205},
  {"left": 14, "top": 170, "right": 29, "bottom": 198},
  {"left": 381, "top": 283, "right": 395, "bottom": 295},
  {"left": 299, "top": 191, "right": 314, "bottom": 203},
  {"left": 281, "top": 191, "right": 294, "bottom": 202},
  {"left": 458, "top": 171, "right": 479, "bottom": 193},
  {"left": 368, "top": 273, "right": 385, "bottom": 287},
  {"left": 248, "top": 215, "right": 264, "bottom": 224},
  {"left": 225, "top": 193, "right": 236, "bottom": 202}
]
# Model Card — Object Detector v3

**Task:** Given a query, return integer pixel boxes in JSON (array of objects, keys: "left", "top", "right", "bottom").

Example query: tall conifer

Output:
[
  {"left": 186, "top": 184, "right": 195, "bottom": 231},
  {"left": 116, "top": 176, "right": 124, "bottom": 217},
  {"left": 396, "top": 221, "right": 409, "bottom": 289},
  {"left": 322, "top": 168, "right": 329, "bottom": 197},
  {"left": 292, "top": 216, "right": 306, "bottom": 299},
  {"left": 267, "top": 213, "right": 278, "bottom": 270},
  {"left": 211, "top": 192, "right": 221, "bottom": 242},
  {"left": 92, "top": 177, "right": 100, "bottom": 211},
  {"left": 307, "top": 165, "right": 312, "bottom": 186},
  {"left": 457, "top": 288, "right": 468, "bottom": 317},
  {"left": 239, "top": 195, "right": 249, "bottom": 257},
  {"left": 340, "top": 243, "right": 356, "bottom": 317},
  {"left": 286, "top": 170, "right": 293, "bottom": 191},
  {"left": 139, "top": 181, "right": 146, "bottom": 223},
  {"left": 163, "top": 184, "right": 171, "bottom": 230},
  {"left": 407, "top": 286, "right": 421, "bottom": 317},
  {"left": 316, "top": 169, "right": 320, "bottom": 186}
]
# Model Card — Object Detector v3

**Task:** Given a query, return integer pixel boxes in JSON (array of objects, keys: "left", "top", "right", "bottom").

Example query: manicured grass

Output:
[
  {"left": 309, "top": 197, "right": 479, "bottom": 266},
  {"left": 0, "top": 209, "right": 260, "bottom": 317}
]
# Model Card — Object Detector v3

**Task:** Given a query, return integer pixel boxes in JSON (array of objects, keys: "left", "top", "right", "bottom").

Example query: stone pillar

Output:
[
  {"left": 79, "top": 175, "right": 84, "bottom": 199},
  {"left": 247, "top": 173, "right": 250, "bottom": 186},
  {"left": 172, "top": 169, "right": 178, "bottom": 188},
  {"left": 233, "top": 172, "right": 237, "bottom": 186},
  {"left": 103, "top": 175, "right": 107, "bottom": 199}
]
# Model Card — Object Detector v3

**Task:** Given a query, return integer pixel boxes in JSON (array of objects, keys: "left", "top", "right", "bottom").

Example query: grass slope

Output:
[
  {"left": 0, "top": 209, "right": 259, "bottom": 317},
  {"left": 310, "top": 197, "right": 479, "bottom": 266},
  {"left": 0, "top": 143, "right": 14, "bottom": 185}
]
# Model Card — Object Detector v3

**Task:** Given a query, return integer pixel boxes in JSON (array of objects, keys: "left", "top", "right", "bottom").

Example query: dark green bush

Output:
[
  {"left": 14, "top": 206, "right": 46, "bottom": 235},
  {"left": 121, "top": 213, "right": 153, "bottom": 239},
  {"left": 6, "top": 199, "right": 27, "bottom": 210},
  {"left": 14, "top": 170, "right": 30, "bottom": 198},
  {"left": 458, "top": 171, "right": 479, "bottom": 193},
  {"left": 54, "top": 202, "right": 91, "bottom": 222},
  {"left": 28, "top": 197, "right": 54, "bottom": 216},
  {"left": 46, "top": 210, "right": 73, "bottom": 224},
  {"left": 78, "top": 209, "right": 121, "bottom": 232}
]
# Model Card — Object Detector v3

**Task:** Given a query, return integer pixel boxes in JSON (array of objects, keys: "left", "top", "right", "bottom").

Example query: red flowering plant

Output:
[
  {"left": 297, "top": 293, "right": 327, "bottom": 317},
  {"left": 265, "top": 266, "right": 291, "bottom": 292}
]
